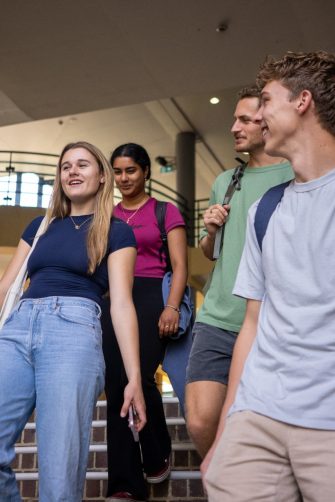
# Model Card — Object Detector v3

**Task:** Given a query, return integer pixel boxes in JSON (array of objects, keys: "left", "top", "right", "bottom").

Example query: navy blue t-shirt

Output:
[{"left": 21, "top": 215, "right": 136, "bottom": 305}]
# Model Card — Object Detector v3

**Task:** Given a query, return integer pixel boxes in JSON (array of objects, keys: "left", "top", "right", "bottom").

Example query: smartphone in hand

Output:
[{"left": 128, "top": 404, "right": 139, "bottom": 442}]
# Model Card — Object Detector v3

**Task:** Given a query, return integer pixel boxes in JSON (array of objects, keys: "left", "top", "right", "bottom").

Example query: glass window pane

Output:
[
  {"left": 42, "top": 184, "right": 53, "bottom": 208},
  {"left": 0, "top": 174, "right": 17, "bottom": 206},
  {"left": 21, "top": 173, "right": 38, "bottom": 207}
]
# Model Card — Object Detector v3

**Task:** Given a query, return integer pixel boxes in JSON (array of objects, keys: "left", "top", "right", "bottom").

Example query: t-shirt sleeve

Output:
[
  {"left": 233, "top": 201, "right": 265, "bottom": 301},
  {"left": 21, "top": 216, "right": 45, "bottom": 246},
  {"left": 108, "top": 217, "right": 137, "bottom": 254},
  {"left": 165, "top": 202, "right": 185, "bottom": 233}
]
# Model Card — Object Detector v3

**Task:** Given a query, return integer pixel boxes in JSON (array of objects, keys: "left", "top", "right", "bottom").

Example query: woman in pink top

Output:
[{"left": 102, "top": 143, "right": 188, "bottom": 502}]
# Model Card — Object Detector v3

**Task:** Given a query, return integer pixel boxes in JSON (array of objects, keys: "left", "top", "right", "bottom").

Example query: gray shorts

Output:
[{"left": 186, "top": 322, "right": 238, "bottom": 385}]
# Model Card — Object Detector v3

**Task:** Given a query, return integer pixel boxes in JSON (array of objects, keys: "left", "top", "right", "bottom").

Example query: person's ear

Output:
[{"left": 296, "top": 90, "right": 313, "bottom": 114}]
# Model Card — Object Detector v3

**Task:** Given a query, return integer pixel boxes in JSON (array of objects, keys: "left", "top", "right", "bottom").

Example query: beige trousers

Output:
[{"left": 205, "top": 411, "right": 335, "bottom": 502}]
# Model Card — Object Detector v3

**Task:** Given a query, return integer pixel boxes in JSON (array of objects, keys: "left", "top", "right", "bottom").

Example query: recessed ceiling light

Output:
[{"left": 210, "top": 97, "right": 220, "bottom": 104}]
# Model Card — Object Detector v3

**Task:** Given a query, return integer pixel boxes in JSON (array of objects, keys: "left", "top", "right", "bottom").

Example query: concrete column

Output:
[{"left": 176, "top": 132, "right": 195, "bottom": 245}]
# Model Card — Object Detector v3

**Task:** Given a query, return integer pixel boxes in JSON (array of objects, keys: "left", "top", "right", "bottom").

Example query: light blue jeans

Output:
[{"left": 0, "top": 296, "right": 105, "bottom": 502}]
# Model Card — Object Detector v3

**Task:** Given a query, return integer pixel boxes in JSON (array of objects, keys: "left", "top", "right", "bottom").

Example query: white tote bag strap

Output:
[
  {"left": 0, "top": 216, "right": 49, "bottom": 327},
  {"left": 12, "top": 215, "right": 49, "bottom": 291}
]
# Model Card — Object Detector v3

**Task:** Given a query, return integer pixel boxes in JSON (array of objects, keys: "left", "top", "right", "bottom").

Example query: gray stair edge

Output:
[
  {"left": 24, "top": 417, "right": 185, "bottom": 430},
  {"left": 15, "top": 471, "right": 201, "bottom": 481},
  {"left": 96, "top": 397, "right": 179, "bottom": 407},
  {"left": 15, "top": 442, "right": 195, "bottom": 454}
]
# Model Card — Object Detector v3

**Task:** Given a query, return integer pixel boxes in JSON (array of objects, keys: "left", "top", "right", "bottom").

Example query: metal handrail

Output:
[
  {"left": 0, "top": 150, "right": 58, "bottom": 157},
  {"left": 0, "top": 150, "right": 209, "bottom": 245}
]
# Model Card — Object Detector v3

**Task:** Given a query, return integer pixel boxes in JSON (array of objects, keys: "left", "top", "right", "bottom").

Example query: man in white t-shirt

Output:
[{"left": 202, "top": 50, "right": 335, "bottom": 502}]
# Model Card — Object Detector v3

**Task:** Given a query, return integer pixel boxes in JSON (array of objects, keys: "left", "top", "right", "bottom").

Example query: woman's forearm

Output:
[
  {"left": 110, "top": 302, "right": 141, "bottom": 382},
  {"left": 165, "top": 264, "right": 188, "bottom": 308}
]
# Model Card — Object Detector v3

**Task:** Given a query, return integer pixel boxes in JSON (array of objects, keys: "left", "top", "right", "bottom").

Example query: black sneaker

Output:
[
  {"left": 107, "top": 491, "right": 145, "bottom": 502},
  {"left": 146, "top": 457, "right": 171, "bottom": 484}
]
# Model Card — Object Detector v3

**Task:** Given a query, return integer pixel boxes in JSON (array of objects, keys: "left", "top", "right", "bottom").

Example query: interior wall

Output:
[{"left": 0, "top": 206, "right": 45, "bottom": 246}]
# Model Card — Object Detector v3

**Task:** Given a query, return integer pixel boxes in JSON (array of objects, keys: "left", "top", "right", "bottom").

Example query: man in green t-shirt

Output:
[{"left": 185, "top": 86, "right": 293, "bottom": 458}]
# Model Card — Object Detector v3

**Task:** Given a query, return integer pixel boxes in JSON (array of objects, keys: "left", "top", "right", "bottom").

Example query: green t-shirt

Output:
[{"left": 196, "top": 162, "right": 294, "bottom": 332}]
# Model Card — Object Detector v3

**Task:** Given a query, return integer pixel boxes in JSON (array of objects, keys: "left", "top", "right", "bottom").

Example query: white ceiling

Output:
[{"left": 0, "top": 0, "right": 334, "bottom": 198}]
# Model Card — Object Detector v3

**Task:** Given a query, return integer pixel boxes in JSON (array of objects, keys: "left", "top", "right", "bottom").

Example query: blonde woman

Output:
[{"left": 0, "top": 141, "right": 146, "bottom": 502}]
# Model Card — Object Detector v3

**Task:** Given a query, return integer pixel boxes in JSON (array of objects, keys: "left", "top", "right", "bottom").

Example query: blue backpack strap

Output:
[{"left": 254, "top": 181, "right": 291, "bottom": 251}]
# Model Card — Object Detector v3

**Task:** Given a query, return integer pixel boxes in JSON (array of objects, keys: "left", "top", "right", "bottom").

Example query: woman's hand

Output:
[
  {"left": 158, "top": 306, "right": 180, "bottom": 337},
  {"left": 120, "top": 379, "right": 146, "bottom": 432}
]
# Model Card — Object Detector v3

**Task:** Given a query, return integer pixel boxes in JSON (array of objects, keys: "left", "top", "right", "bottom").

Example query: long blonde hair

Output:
[{"left": 47, "top": 141, "right": 114, "bottom": 274}]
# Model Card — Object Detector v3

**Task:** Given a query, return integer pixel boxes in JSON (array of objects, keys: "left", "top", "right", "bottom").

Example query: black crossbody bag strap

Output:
[
  {"left": 155, "top": 201, "right": 172, "bottom": 272},
  {"left": 212, "top": 163, "right": 247, "bottom": 259}
]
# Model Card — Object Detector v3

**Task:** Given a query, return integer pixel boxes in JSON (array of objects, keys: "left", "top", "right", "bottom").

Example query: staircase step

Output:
[
  {"left": 14, "top": 397, "right": 207, "bottom": 501},
  {"left": 15, "top": 442, "right": 196, "bottom": 454},
  {"left": 23, "top": 416, "right": 186, "bottom": 430},
  {"left": 15, "top": 471, "right": 201, "bottom": 481}
]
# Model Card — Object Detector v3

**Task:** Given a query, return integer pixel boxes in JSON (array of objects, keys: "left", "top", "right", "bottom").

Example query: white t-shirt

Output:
[{"left": 232, "top": 168, "right": 335, "bottom": 429}]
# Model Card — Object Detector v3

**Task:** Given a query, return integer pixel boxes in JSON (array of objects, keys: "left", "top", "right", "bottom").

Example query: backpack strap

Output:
[
  {"left": 212, "top": 162, "right": 247, "bottom": 259},
  {"left": 155, "top": 201, "right": 172, "bottom": 272},
  {"left": 254, "top": 181, "right": 291, "bottom": 251}
]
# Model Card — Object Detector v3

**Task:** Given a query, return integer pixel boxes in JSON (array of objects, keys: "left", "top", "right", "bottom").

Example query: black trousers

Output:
[{"left": 102, "top": 277, "right": 172, "bottom": 500}]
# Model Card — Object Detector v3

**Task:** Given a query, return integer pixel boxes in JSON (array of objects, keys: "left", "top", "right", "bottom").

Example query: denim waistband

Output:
[{"left": 17, "top": 296, "right": 102, "bottom": 318}]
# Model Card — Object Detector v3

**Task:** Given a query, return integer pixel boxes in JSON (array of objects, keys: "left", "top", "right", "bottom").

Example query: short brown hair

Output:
[
  {"left": 238, "top": 85, "right": 260, "bottom": 101},
  {"left": 257, "top": 51, "right": 335, "bottom": 135}
]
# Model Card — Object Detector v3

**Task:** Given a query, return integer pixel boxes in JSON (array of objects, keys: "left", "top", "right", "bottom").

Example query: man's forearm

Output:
[{"left": 200, "top": 234, "right": 216, "bottom": 260}]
